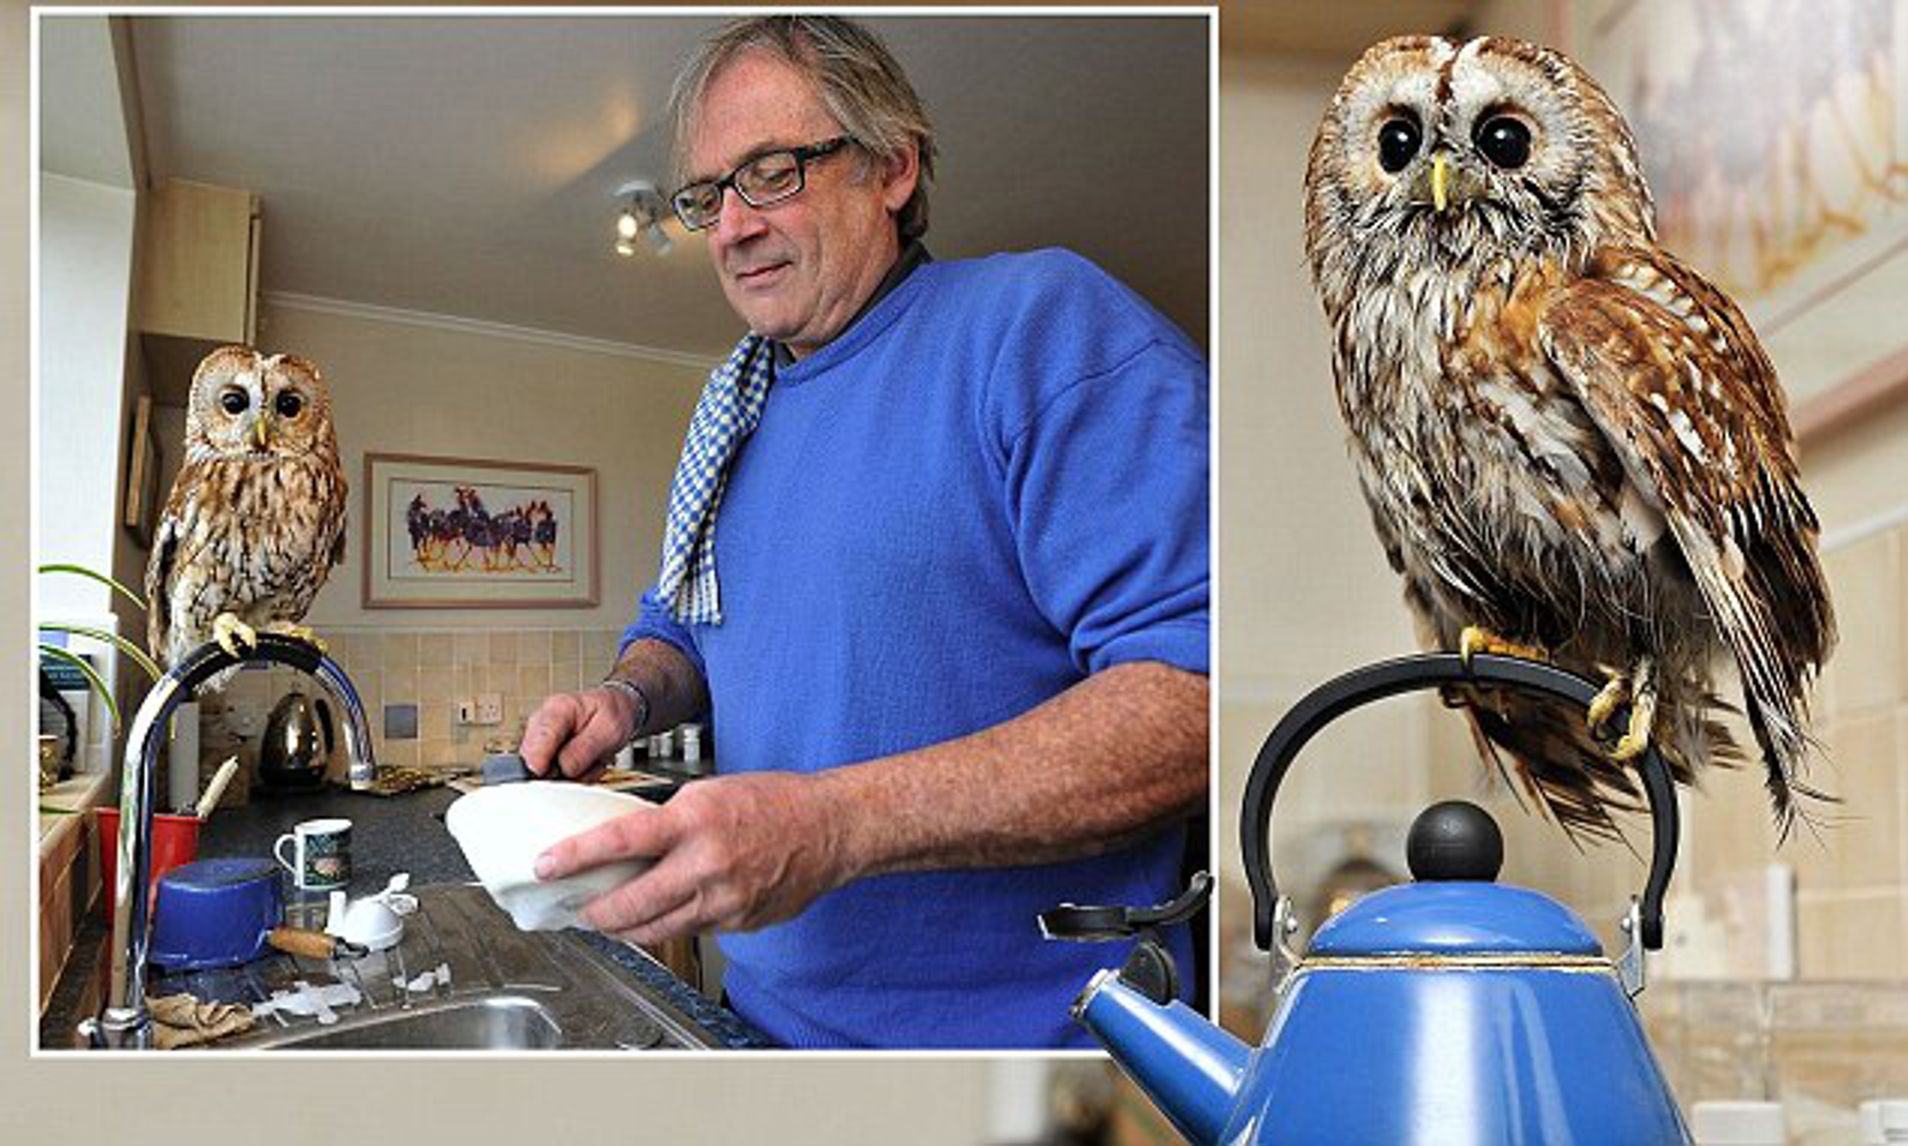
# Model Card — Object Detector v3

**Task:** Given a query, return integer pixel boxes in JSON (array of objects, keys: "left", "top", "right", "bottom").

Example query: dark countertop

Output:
[{"left": 42, "top": 776, "right": 770, "bottom": 1049}]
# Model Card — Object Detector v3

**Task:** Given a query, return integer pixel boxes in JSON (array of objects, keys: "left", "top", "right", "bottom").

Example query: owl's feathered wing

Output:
[{"left": 1538, "top": 246, "right": 1836, "bottom": 825}]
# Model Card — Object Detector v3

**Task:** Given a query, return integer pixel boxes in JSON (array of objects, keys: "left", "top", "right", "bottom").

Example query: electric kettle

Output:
[
  {"left": 1070, "top": 653, "right": 1690, "bottom": 1144},
  {"left": 258, "top": 690, "right": 334, "bottom": 792}
]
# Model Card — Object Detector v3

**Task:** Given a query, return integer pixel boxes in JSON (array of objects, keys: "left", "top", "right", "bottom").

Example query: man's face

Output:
[{"left": 685, "top": 51, "right": 915, "bottom": 358}]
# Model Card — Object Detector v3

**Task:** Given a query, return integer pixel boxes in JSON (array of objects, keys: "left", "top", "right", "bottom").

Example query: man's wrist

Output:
[{"left": 600, "top": 676, "right": 652, "bottom": 745}]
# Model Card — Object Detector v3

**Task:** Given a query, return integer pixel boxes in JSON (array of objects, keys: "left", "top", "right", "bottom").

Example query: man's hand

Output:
[
  {"left": 519, "top": 686, "right": 642, "bottom": 780},
  {"left": 532, "top": 771, "right": 856, "bottom": 945}
]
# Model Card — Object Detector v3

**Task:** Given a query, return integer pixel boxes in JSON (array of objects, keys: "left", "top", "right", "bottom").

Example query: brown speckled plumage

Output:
[
  {"left": 1305, "top": 36, "right": 1834, "bottom": 836},
  {"left": 146, "top": 347, "right": 347, "bottom": 677}
]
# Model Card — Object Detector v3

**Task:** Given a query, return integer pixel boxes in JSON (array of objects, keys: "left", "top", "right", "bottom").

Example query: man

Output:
[{"left": 521, "top": 15, "right": 1208, "bottom": 1048}]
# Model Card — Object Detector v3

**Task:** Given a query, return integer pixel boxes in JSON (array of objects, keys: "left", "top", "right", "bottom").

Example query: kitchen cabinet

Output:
[{"left": 135, "top": 179, "right": 262, "bottom": 403}]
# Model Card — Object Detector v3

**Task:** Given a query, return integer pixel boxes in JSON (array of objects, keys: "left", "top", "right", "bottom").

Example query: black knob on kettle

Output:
[{"left": 1406, "top": 800, "right": 1504, "bottom": 882}]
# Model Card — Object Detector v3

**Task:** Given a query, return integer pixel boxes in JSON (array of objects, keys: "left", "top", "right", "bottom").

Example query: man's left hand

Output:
[{"left": 533, "top": 771, "right": 855, "bottom": 945}]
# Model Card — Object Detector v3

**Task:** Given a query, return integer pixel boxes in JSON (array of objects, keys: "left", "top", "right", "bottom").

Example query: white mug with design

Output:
[{"left": 273, "top": 817, "right": 353, "bottom": 890}]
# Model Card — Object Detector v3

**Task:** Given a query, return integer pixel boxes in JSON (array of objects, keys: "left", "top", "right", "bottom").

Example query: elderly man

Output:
[{"left": 522, "top": 14, "right": 1208, "bottom": 1048}]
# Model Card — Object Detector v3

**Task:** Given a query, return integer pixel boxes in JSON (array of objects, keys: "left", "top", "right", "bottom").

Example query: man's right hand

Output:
[{"left": 520, "top": 686, "right": 642, "bottom": 780}]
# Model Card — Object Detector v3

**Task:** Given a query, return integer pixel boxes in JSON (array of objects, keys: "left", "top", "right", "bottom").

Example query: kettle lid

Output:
[{"left": 1307, "top": 800, "right": 1601, "bottom": 957}]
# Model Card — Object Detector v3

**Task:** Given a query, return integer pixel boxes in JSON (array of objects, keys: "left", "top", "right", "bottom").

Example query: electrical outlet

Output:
[
  {"left": 455, "top": 698, "right": 476, "bottom": 725},
  {"left": 476, "top": 692, "right": 504, "bottom": 725}
]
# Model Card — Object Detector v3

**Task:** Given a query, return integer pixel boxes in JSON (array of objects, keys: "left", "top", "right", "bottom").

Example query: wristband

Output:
[{"left": 599, "top": 676, "right": 652, "bottom": 748}]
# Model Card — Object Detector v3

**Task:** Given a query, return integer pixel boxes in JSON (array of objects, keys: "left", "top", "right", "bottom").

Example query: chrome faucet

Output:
[{"left": 83, "top": 634, "right": 376, "bottom": 1049}]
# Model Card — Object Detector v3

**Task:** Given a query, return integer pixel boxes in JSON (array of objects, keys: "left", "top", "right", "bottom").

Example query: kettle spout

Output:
[{"left": 1072, "top": 968, "right": 1250, "bottom": 1146}]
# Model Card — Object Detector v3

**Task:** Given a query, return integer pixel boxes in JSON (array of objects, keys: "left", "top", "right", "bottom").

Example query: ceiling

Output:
[{"left": 76, "top": 13, "right": 1211, "bottom": 363}]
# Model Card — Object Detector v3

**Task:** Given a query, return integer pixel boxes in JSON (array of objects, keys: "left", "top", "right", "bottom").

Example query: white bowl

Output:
[{"left": 444, "top": 783, "right": 655, "bottom": 931}]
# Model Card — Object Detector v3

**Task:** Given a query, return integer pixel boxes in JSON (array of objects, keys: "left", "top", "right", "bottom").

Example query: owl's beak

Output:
[
  {"left": 1432, "top": 154, "right": 1451, "bottom": 213},
  {"left": 252, "top": 414, "right": 272, "bottom": 450}
]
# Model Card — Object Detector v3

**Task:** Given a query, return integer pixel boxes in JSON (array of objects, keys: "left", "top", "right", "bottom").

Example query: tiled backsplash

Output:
[{"left": 204, "top": 626, "right": 627, "bottom": 784}]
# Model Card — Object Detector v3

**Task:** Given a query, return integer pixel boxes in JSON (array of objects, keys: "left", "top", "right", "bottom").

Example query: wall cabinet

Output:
[{"left": 135, "top": 179, "right": 261, "bottom": 403}]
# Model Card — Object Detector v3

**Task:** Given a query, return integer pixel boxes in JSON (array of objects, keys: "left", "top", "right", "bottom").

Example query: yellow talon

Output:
[
  {"left": 1459, "top": 625, "right": 1549, "bottom": 667},
  {"left": 1586, "top": 670, "right": 1627, "bottom": 735},
  {"left": 264, "top": 621, "right": 326, "bottom": 654},
  {"left": 211, "top": 613, "right": 258, "bottom": 658}
]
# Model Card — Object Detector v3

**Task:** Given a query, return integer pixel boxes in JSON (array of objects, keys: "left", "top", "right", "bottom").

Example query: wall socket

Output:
[{"left": 457, "top": 693, "right": 505, "bottom": 726}]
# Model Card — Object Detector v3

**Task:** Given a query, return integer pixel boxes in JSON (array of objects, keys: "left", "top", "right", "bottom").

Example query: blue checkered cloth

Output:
[{"left": 655, "top": 333, "right": 775, "bottom": 624}]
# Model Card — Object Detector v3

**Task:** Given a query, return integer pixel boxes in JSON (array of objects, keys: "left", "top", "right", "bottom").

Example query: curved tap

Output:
[{"left": 85, "top": 633, "right": 376, "bottom": 1049}]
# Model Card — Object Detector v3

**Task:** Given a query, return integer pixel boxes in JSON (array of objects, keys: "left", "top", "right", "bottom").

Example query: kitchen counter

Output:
[{"left": 40, "top": 777, "right": 768, "bottom": 1049}]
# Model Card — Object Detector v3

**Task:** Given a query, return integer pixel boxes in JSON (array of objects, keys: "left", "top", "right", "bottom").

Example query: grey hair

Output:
[{"left": 668, "top": 14, "right": 938, "bottom": 241}]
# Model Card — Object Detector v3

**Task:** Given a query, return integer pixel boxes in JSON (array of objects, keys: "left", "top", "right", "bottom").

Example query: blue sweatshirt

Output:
[{"left": 625, "top": 248, "right": 1209, "bottom": 1047}]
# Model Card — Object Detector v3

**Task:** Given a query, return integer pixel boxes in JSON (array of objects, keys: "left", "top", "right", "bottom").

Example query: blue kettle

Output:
[{"left": 1072, "top": 653, "right": 1691, "bottom": 1144}]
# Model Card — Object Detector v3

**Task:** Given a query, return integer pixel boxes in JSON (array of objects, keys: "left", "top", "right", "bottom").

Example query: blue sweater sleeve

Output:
[
  {"left": 620, "top": 586, "right": 708, "bottom": 681},
  {"left": 1002, "top": 335, "right": 1210, "bottom": 677}
]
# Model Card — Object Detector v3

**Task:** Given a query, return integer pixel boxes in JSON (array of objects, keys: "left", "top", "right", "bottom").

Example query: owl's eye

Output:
[
  {"left": 274, "top": 392, "right": 304, "bottom": 419},
  {"left": 1377, "top": 117, "right": 1421, "bottom": 174},
  {"left": 219, "top": 390, "right": 248, "bottom": 415},
  {"left": 1475, "top": 116, "right": 1532, "bottom": 169}
]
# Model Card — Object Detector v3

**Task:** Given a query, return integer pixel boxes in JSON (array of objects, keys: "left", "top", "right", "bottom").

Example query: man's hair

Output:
[{"left": 669, "top": 15, "right": 937, "bottom": 241}]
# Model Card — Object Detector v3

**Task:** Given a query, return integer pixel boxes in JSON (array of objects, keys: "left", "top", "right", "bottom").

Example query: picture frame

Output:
[
  {"left": 122, "top": 394, "right": 161, "bottom": 546},
  {"left": 362, "top": 452, "right": 598, "bottom": 609}
]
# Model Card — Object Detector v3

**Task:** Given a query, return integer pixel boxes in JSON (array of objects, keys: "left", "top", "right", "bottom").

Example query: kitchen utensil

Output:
[
  {"left": 148, "top": 858, "right": 282, "bottom": 971},
  {"left": 97, "top": 806, "right": 201, "bottom": 922},
  {"left": 1065, "top": 654, "right": 1689, "bottom": 1146},
  {"left": 444, "top": 783, "right": 655, "bottom": 930},
  {"left": 265, "top": 925, "right": 367, "bottom": 961},
  {"left": 257, "top": 690, "right": 333, "bottom": 792},
  {"left": 480, "top": 750, "right": 539, "bottom": 785},
  {"left": 272, "top": 817, "right": 352, "bottom": 890},
  {"left": 194, "top": 755, "right": 241, "bottom": 819}
]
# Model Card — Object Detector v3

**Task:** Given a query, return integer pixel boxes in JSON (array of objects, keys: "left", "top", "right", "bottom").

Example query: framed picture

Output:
[
  {"left": 362, "top": 452, "right": 598, "bottom": 609},
  {"left": 123, "top": 394, "right": 161, "bottom": 546}
]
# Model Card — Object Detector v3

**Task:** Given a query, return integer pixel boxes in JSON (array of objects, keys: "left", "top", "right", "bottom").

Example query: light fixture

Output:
[{"left": 612, "top": 179, "right": 673, "bottom": 257}]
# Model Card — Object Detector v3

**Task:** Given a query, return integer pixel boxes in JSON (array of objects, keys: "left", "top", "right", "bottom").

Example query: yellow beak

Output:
[
  {"left": 252, "top": 414, "right": 272, "bottom": 450},
  {"left": 1432, "top": 154, "right": 1450, "bottom": 213}
]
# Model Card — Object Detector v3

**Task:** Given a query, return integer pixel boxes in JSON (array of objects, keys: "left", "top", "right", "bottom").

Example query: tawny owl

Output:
[
  {"left": 1304, "top": 36, "right": 1835, "bottom": 837},
  {"left": 146, "top": 346, "right": 347, "bottom": 677}
]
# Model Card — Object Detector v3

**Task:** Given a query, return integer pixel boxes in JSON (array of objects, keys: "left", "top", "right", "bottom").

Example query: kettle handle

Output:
[{"left": 1241, "top": 653, "right": 1678, "bottom": 953}]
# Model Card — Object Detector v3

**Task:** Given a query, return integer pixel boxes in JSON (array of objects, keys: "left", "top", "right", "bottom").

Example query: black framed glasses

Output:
[{"left": 670, "top": 137, "right": 853, "bottom": 231}]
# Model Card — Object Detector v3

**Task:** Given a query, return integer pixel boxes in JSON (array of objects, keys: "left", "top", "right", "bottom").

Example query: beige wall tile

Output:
[
  {"left": 487, "top": 631, "right": 518, "bottom": 666},
  {"left": 516, "top": 663, "right": 552, "bottom": 705},
  {"left": 419, "top": 701, "right": 450, "bottom": 740},
  {"left": 516, "top": 629, "right": 551, "bottom": 664},
  {"left": 417, "top": 632, "right": 451, "bottom": 668},
  {"left": 384, "top": 664, "right": 418, "bottom": 704},
  {"left": 453, "top": 631, "right": 484, "bottom": 667},
  {"left": 1797, "top": 890, "right": 1905, "bottom": 979},
  {"left": 1790, "top": 710, "right": 1900, "bottom": 893},
  {"left": 418, "top": 665, "right": 452, "bottom": 704},
  {"left": 381, "top": 631, "right": 419, "bottom": 674},
  {"left": 380, "top": 739, "right": 419, "bottom": 769},
  {"left": 420, "top": 738, "right": 457, "bottom": 769},
  {"left": 1820, "top": 530, "right": 1901, "bottom": 718},
  {"left": 1686, "top": 756, "right": 1785, "bottom": 895},
  {"left": 553, "top": 630, "right": 579, "bottom": 662}
]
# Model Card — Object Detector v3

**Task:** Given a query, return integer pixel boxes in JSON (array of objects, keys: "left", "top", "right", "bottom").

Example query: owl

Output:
[
  {"left": 1303, "top": 36, "right": 1835, "bottom": 837},
  {"left": 146, "top": 346, "right": 347, "bottom": 678}
]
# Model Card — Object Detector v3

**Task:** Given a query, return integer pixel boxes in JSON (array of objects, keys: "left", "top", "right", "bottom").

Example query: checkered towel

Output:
[{"left": 655, "top": 333, "right": 775, "bottom": 624}]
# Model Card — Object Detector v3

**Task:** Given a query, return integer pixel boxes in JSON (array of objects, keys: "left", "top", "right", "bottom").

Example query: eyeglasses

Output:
[{"left": 670, "top": 137, "right": 853, "bottom": 231}]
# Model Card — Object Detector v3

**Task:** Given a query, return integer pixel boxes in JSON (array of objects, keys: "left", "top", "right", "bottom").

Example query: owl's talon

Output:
[
  {"left": 264, "top": 621, "right": 326, "bottom": 655},
  {"left": 1586, "top": 672, "right": 1629, "bottom": 736},
  {"left": 1459, "top": 625, "right": 1549, "bottom": 668},
  {"left": 1603, "top": 657, "right": 1657, "bottom": 762},
  {"left": 211, "top": 613, "right": 258, "bottom": 659}
]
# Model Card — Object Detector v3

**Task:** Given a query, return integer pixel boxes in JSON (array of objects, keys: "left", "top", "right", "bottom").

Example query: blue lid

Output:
[{"left": 1308, "top": 882, "right": 1603, "bottom": 956}]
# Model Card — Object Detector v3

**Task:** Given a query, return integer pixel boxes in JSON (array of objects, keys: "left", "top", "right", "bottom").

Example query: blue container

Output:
[{"left": 149, "top": 857, "right": 282, "bottom": 971}]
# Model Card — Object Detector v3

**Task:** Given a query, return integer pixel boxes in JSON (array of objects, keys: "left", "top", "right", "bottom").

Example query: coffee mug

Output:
[{"left": 273, "top": 817, "right": 352, "bottom": 890}]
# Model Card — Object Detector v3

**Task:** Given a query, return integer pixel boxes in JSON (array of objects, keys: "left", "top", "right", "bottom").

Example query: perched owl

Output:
[
  {"left": 146, "top": 347, "right": 347, "bottom": 678},
  {"left": 1304, "top": 36, "right": 1835, "bottom": 837}
]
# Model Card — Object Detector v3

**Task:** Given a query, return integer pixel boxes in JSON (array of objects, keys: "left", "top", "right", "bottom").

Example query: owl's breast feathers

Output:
[{"left": 146, "top": 450, "right": 348, "bottom": 665}]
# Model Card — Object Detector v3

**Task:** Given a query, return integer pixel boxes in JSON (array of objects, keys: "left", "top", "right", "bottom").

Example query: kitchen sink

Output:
[
  {"left": 251, "top": 994, "right": 565, "bottom": 1050},
  {"left": 144, "top": 883, "right": 734, "bottom": 1050}
]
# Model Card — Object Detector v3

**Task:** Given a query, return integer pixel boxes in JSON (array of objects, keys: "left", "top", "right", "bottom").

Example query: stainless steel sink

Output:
[
  {"left": 254, "top": 995, "right": 565, "bottom": 1050},
  {"left": 147, "top": 883, "right": 726, "bottom": 1050}
]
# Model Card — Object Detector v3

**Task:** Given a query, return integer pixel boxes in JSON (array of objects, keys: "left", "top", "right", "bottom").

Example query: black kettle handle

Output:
[{"left": 1242, "top": 653, "right": 1678, "bottom": 953}]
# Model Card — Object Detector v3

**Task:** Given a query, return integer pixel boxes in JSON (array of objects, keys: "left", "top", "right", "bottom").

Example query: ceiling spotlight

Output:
[{"left": 612, "top": 179, "right": 674, "bottom": 258}]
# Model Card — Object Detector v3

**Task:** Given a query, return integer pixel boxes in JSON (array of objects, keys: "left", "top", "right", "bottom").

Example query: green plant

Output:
[{"left": 37, "top": 562, "right": 161, "bottom": 730}]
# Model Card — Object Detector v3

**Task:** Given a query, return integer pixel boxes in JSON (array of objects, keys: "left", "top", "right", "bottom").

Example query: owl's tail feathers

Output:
[{"left": 1442, "top": 683, "right": 1725, "bottom": 844}]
